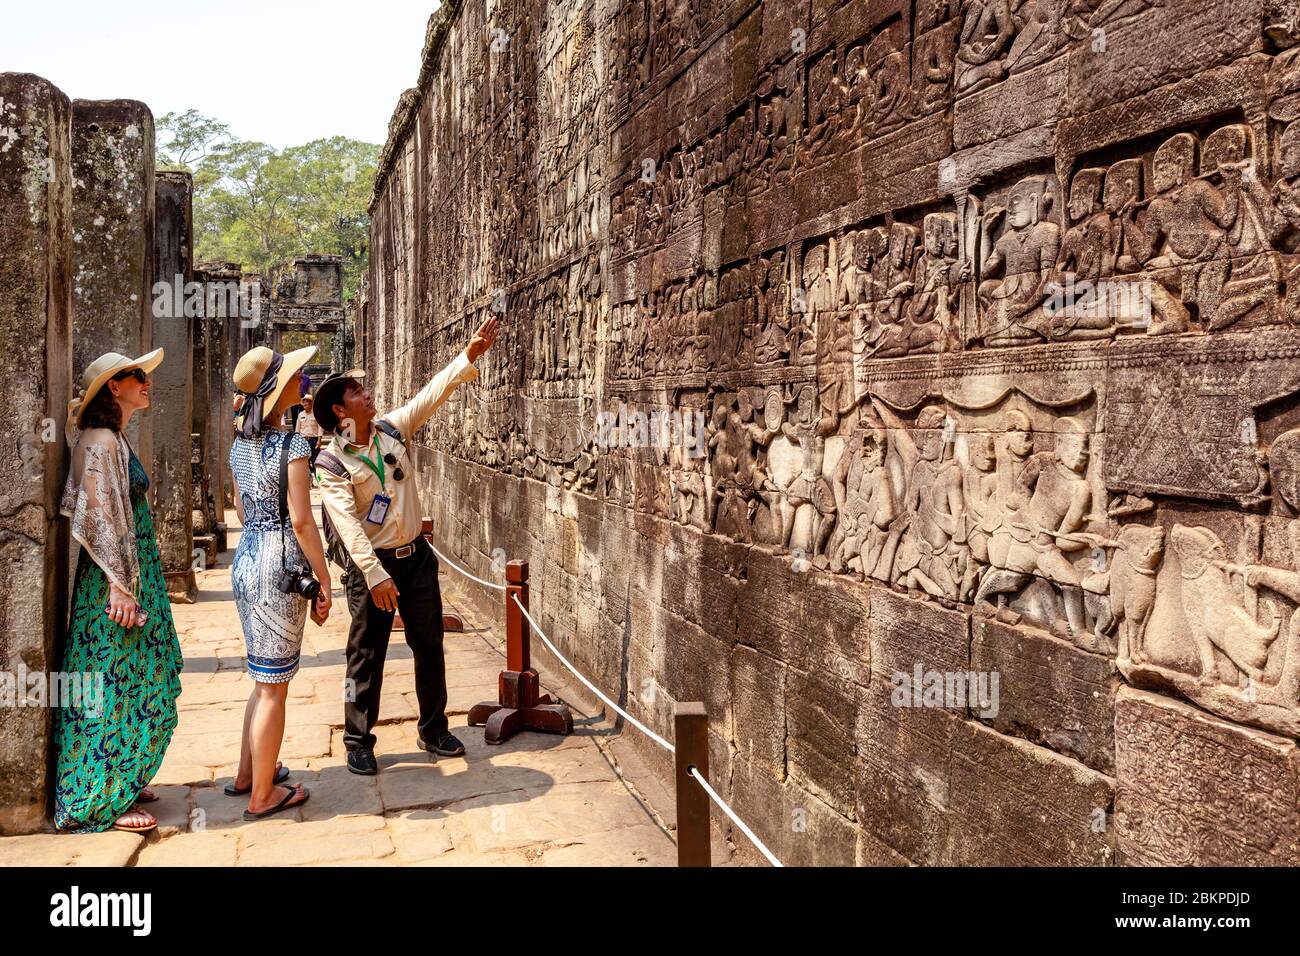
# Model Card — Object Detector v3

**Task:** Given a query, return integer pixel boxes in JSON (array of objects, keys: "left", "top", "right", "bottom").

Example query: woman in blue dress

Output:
[{"left": 228, "top": 345, "right": 332, "bottom": 820}]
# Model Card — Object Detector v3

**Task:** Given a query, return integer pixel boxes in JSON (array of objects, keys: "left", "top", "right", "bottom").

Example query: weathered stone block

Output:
[
  {"left": 854, "top": 678, "right": 956, "bottom": 866},
  {"left": 971, "top": 616, "right": 1118, "bottom": 773},
  {"left": 869, "top": 588, "right": 969, "bottom": 683},
  {"left": 1115, "top": 687, "right": 1300, "bottom": 866},
  {"left": 786, "top": 666, "right": 857, "bottom": 817},
  {"left": 947, "top": 719, "right": 1114, "bottom": 866},
  {"left": 731, "top": 644, "right": 786, "bottom": 780},
  {"left": 1066, "top": 0, "right": 1265, "bottom": 115}
]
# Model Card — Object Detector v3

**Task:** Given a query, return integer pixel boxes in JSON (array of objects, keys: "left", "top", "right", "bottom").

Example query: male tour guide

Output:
[{"left": 313, "top": 316, "right": 499, "bottom": 775}]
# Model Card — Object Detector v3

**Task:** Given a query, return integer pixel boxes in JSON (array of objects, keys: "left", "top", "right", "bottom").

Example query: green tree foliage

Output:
[{"left": 156, "top": 111, "right": 379, "bottom": 300}]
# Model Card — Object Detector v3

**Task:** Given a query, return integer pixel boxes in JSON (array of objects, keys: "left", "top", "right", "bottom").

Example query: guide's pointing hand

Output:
[{"left": 467, "top": 316, "right": 499, "bottom": 362}]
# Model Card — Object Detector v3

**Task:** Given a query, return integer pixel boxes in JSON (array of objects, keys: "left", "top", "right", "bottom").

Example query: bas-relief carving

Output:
[{"left": 375, "top": 0, "right": 1300, "bottom": 744}]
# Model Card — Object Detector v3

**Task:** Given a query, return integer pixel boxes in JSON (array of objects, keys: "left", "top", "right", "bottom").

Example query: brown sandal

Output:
[{"left": 135, "top": 786, "right": 159, "bottom": 804}]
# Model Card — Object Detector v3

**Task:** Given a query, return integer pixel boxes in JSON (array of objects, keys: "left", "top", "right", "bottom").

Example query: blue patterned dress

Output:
[{"left": 230, "top": 430, "right": 312, "bottom": 683}]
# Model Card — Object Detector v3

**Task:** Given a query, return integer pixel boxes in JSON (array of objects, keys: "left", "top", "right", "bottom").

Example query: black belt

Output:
[{"left": 376, "top": 537, "right": 424, "bottom": 560}]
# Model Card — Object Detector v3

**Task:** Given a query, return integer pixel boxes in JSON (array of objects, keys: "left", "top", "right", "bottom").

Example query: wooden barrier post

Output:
[
  {"left": 468, "top": 559, "right": 573, "bottom": 744},
  {"left": 675, "top": 702, "right": 711, "bottom": 867}
]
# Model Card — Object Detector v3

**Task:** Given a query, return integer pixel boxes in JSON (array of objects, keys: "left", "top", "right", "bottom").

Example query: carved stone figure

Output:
[
  {"left": 955, "top": 0, "right": 1019, "bottom": 95},
  {"left": 977, "top": 175, "right": 1061, "bottom": 346},
  {"left": 893, "top": 406, "right": 967, "bottom": 601}
]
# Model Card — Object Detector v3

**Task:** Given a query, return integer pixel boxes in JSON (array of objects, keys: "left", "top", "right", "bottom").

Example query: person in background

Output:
[
  {"left": 288, "top": 368, "right": 313, "bottom": 432},
  {"left": 295, "top": 394, "right": 324, "bottom": 482},
  {"left": 55, "top": 349, "right": 183, "bottom": 833}
]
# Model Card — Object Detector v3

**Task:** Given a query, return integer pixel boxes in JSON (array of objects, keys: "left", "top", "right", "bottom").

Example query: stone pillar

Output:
[
  {"left": 0, "top": 74, "right": 73, "bottom": 835},
  {"left": 70, "top": 99, "right": 155, "bottom": 468},
  {"left": 152, "top": 171, "right": 197, "bottom": 602},
  {"left": 198, "top": 261, "right": 240, "bottom": 554},
  {"left": 190, "top": 266, "right": 214, "bottom": 566}
]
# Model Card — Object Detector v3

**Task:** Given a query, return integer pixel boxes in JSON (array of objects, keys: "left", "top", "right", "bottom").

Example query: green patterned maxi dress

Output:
[{"left": 53, "top": 448, "right": 184, "bottom": 832}]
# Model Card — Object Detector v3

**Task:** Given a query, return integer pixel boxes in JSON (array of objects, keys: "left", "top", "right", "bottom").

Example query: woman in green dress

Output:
[{"left": 54, "top": 349, "right": 184, "bottom": 833}]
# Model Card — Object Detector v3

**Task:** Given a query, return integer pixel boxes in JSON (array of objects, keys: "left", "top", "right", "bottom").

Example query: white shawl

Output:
[{"left": 60, "top": 427, "right": 139, "bottom": 596}]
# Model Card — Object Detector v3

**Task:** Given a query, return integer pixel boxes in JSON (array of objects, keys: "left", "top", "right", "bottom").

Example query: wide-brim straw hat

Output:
[
  {"left": 233, "top": 345, "right": 317, "bottom": 433},
  {"left": 67, "top": 348, "right": 165, "bottom": 431}
]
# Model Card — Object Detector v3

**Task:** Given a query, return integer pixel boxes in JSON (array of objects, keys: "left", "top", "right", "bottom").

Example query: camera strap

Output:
[{"left": 279, "top": 434, "right": 291, "bottom": 573}]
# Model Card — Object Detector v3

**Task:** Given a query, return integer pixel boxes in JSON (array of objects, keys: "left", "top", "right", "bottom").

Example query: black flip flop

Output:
[
  {"left": 224, "top": 764, "right": 291, "bottom": 796},
  {"left": 241, "top": 785, "right": 309, "bottom": 821}
]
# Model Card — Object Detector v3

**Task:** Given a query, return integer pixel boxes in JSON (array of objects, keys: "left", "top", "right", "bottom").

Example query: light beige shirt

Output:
[
  {"left": 318, "top": 350, "right": 478, "bottom": 588},
  {"left": 296, "top": 411, "right": 323, "bottom": 439}
]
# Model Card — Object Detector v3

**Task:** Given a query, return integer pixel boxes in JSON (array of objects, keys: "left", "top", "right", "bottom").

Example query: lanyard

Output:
[{"left": 347, "top": 434, "right": 386, "bottom": 490}]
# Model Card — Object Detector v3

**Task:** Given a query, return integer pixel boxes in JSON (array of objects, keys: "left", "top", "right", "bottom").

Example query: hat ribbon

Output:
[{"left": 238, "top": 353, "right": 284, "bottom": 439}]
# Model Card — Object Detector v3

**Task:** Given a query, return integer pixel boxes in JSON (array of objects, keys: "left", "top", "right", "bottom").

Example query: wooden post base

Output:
[{"left": 468, "top": 669, "right": 573, "bottom": 745}]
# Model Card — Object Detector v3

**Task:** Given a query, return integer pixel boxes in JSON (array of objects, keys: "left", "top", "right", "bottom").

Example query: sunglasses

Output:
[
  {"left": 112, "top": 368, "right": 147, "bottom": 384},
  {"left": 382, "top": 452, "right": 406, "bottom": 482}
]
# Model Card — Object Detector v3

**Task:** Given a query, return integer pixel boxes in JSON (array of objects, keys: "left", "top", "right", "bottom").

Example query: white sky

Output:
[{"left": 2, "top": 0, "right": 441, "bottom": 148}]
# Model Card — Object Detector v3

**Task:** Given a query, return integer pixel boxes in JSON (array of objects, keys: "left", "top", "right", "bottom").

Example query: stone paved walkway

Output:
[{"left": 0, "top": 498, "right": 676, "bottom": 867}]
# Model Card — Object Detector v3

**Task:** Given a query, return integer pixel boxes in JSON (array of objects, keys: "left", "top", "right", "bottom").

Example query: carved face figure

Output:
[
  {"left": 923, "top": 213, "right": 956, "bottom": 258},
  {"left": 1007, "top": 177, "right": 1047, "bottom": 229},
  {"left": 1201, "top": 124, "right": 1250, "bottom": 178},
  {"left": 1068, "top": 169, "right": 1105, "bottom": 223},
  {"left": 1103, "top": 159, "right": 1143, "bottom": 214},
  {"left": 889, "top": 223, "right": 919, "bottom": 269},
  {"left": 1153, "top": 133, "right": 1196, "bottom": 194},
  {"left": 968, "top": 432, "right": 995, "bottom": 471},
  {"left": 1056, "top": 423, "right": 1090, "bottom": 473},
  {"left": 916, "top": 406, "right": 948, "bottom": 461},
  {"left": 803, "top": 245, "right": 827, "bottom": 289},
  {"left": 1004, "top": 410, "right": 1033, "bottom": 457},
  {"left": 855, "top": 227, "right": 886, "bottom": 276}
]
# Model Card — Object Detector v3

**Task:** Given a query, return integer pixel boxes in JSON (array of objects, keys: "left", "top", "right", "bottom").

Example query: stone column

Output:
[
  {"left": 190, "top": 266, "right": 214, "bottom": 566},
  {"left": 0, "top": 73, "right": 73, "bottom": 835},
  {"left": 198, "top": 261, "right": 240, "bottom": 554},
  {"left": 152, "top": 171, "right": 197, "bottom": 602},
  {"left": 70, "top": 99, "right": 156, "bottom": 467}
]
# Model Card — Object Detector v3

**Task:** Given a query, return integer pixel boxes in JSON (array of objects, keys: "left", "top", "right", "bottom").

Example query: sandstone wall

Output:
[
  {"left": 369, "top": 0, "right": 1300, "bottom": 864},
  {"left": 0, "top": 74, "right": 73, "bottom": 834}
]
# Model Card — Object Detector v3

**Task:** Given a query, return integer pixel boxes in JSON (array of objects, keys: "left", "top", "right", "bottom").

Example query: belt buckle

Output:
[{"left": 395, "top": 544, "right": 413, "bottom": 559}]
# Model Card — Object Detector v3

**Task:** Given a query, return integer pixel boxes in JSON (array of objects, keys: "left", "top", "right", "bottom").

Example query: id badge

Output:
[{"left": 366, "top": 494, "right": 392, "bottom": 525}]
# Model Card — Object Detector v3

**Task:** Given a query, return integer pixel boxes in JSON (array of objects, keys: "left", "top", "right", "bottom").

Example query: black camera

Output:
[{"left": 276, "top": 567, "right": 322, "bottom": 601}]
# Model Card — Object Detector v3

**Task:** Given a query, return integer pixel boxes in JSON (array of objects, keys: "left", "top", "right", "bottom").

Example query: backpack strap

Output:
[
  {"left": 375, "top": 419, "right": 404, "bottom": 446},
  {"left": 315, "top": 449, "right": 348, "bottom": 479}
]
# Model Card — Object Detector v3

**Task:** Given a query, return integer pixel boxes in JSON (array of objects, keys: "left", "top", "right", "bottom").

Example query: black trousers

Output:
[{"left": 343, "top": 538, "right": 447, "bottom": 752}]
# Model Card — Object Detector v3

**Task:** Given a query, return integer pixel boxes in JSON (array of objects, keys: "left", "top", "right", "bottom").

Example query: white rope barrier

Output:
[
  {"left": 432, "top": 550, "right": 784, "bottom": 866},
  {"left": 688, "top": 766, "right": 784, "bottom": 867},
  {"left": 426, "top": 540, "right": 508, "bottom": 591},
  {"left": 510, "top": 593, "right": 676, "bottom": 753}
]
